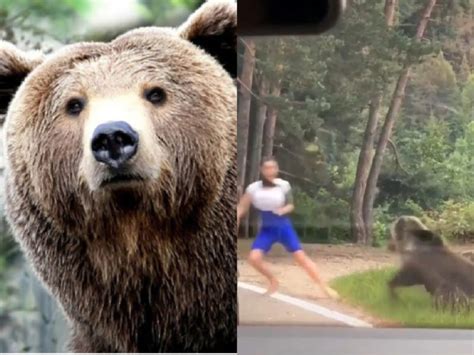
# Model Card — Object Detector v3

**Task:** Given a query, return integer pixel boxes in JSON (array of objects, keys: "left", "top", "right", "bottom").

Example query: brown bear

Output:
[
  {"left": 0, "top": 0, "right": 236, "bottom": 352},
  {"left": 388, "top": 216, "right": 474, "bottom": 312}
]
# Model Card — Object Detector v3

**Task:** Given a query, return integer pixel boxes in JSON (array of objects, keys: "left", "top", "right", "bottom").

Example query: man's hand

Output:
[
  {"left": 274, "top": 208, "right": 286, "bottom": 216},
  {"left": 274, "top": 204, "right": 294, "bottom": 216}
]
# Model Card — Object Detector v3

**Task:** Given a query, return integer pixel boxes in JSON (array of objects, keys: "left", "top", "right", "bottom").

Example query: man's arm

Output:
[
  {"left": 275, "top": 203, "right": 294, "bottom": 216},
  {"left": 275, "top": 182, "right": 295, "bottom": 216},
  {"left": 237, "top": 193, "right": 252, "bottom": 226}
]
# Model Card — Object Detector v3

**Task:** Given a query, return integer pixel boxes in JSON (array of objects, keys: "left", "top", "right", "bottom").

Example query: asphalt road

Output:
[
  {"left": 238, "top": 326, "right": 474, "bottom": 355},
  {"left": 239, "top": 288, "right": 343, "bottom": 325},
  {"left": 238, "top": 282, "right": 473, "bottom": 355},
  {"left": 238, "top": 281, "right": 372, "bottom": 327}
]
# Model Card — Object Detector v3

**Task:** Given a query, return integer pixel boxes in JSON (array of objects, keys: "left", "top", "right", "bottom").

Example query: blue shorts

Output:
[{"left": 251, "top": 211, "right": 302, "bottom": 253}]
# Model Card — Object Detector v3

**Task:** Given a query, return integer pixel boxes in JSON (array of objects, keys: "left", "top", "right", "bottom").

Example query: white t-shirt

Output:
[{"left": 245, "top": 178, "right": 292, "bottom": 212}]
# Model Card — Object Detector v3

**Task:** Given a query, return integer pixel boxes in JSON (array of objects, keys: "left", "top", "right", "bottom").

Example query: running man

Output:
[{"left": 237, "top": 157, "right": 339, "bottom": 299}]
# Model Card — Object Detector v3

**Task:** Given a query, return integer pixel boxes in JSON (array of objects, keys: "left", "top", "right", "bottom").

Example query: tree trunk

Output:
[
  {"left": 237, "top": 39, "right": 256, "bottom": 239},
  {"left": 384, "top": 0, "right": 398, "bottom": 27},
  {"left": 262, "top": 82, "right": 281, "bottom": 158},
  {"left": 350, "top": 96, "right": 381, "bottom": 243},
  {"left": 243, "top": 76, "right": 270, "bottom": 239},
  {"left": 350, "top": 0, "right": 398, "bottom": 244},
  {"left": 247, "top": 76, "right": 269, "bottom": 183},
  {"left": 237, "top": 38, "right": 256, "bottom": 191},
  {"left": 362, "top": 0, "right": 437, "bottom": 244}
]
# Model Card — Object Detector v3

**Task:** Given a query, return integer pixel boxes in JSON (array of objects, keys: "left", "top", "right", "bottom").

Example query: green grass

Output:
[{"left": 331, "top": 268, "right": 474, "bottom": 329}]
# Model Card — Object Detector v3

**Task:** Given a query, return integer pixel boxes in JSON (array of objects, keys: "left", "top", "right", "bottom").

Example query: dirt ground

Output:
[
  {"left": 238, "top": 239, "right": 398, "bottom": 298},
  {"left": 238, "top": 239, "right": 474, "bottom": 325}
]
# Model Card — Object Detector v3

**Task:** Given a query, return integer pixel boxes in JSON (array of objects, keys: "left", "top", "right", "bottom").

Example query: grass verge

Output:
[{"left": 330, "top": 267, "right": 474, "bottom": 329}]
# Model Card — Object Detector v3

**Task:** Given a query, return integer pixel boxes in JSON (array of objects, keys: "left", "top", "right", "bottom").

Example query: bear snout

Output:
[{"left": 91, "top": 121, "right": 139, "bottom": 169}]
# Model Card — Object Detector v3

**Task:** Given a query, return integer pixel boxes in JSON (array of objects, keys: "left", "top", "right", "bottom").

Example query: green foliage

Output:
[
  {"left": 423, "top": 200, "right": 474, "bottom": 243},
  {"left": 461, "top": 75, "right": 474, "bottom": 122},
  {"left": 371, "top": 203, "right": 392, "bottom": 247},
  {"left": 385, "top": 112, "right": 474, "bottom": 209},
  {"left": 419, "top": 120, "right": 451, "bottom": 166},
  {"left": 440, "top": 121, "right": 474, "bottom": 199},
  {"left": 0, "top": 220, "right": 19, "bottom": 285},
  {"left": 333, "top": 151, "right": 358, "bottom": 192},
  {"left": 417, "top": 53, "right": 457, "bottom": 90},
  {"left": 292, "top": 186, "right": 350, "bottom": 243},
  {"left": 372, "top": 221, "right": 387, "bottom": 247},
  {"left": 402, "top": 199, "right": 425, "bottom": 216},
  {"left": 0, "top": 0, "right": 200, "bottom": 45},
  {"left": 331, "top": 268, "right": 474, "bottom": 329},
  {"left": 139, "top": 0, "right": 201, "bottom": 25},
  {"left": 248, "top": 0, "right": 474, "bottom": 244},
  {"left": 0, "top": 0, "right": 91, "bottom": 42},
  {"left": 252, "top": 0, "right": 474, "bottom": 245}
]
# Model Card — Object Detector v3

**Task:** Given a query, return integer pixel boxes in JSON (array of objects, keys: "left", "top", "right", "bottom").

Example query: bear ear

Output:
[
  {"left": 0, "top": 41, "right": 45, "bottom": 117},
  {"left": 178, "top": 0, "right": 236, "bottom": 78}
]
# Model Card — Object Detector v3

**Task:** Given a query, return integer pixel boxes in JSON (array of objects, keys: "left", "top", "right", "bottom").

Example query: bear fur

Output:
[
  {"left": 0, "top": 0, "right": 237, "bottom": 352},
  {"left": 388, "top": 216, "right": 474, "bottom": 312}
]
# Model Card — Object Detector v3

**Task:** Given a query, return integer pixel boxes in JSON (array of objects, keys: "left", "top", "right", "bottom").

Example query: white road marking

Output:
[{"left": 238, "top": 281, "right": 373, "bottom": 328}]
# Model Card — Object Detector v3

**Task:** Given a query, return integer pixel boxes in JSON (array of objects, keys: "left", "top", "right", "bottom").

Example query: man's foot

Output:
[
  {"left": 264, "top": 278, "right": 279, "bottom": 295},
  {"left": 323, "top": 286, "right": 340, "bottom": 300}
]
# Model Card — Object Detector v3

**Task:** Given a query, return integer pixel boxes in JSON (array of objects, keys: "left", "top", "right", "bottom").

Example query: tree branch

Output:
[
  {"left": 279, "top": 169, "right": 319, "bottom": 186},
  {"left": 387, "top": 138, "right": 409, "bottom": 174},
  {"left": 236, "top": 77, "right": 267, "bottom": 105},
  {"left": 274, "top": 144, "right": 305, "bottom": 162},
  {"left": 238, "top": 37, "right": 255, "bottom": 54}
]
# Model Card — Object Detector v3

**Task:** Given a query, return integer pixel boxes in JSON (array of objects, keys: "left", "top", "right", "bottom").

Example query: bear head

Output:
[
  {"left": 389, "top": 215, "right": 444, "bottom": 253},
  {"left": 1, "top": 0, "right": 236, "bottom": 235}
]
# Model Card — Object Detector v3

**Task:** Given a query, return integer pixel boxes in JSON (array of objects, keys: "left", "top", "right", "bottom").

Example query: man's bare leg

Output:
[
  {"left": 293, "top": 250, "right": 339, "bottom": 299},
  {"left": 248, "top": 249, "right": 279, "bottom": 295}
]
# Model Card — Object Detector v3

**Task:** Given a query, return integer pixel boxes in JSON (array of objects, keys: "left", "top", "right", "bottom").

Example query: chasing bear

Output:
[
  {"left": 0, "top": 0, "right": 236, "bottom": 352},
  {"left": 388, "top": 216, "right": 474, "bottom": 311}
]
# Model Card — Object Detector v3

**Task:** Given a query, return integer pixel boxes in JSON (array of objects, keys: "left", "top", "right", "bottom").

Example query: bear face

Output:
[
  {"left": 0, "top": 0, "right": 237, "bottom": 352},
  {"left": 3, "top": 5, "right": 236, "bottom": 232},
  {"left": 388, "top": 215, "right": 433, "bottom": 253}
]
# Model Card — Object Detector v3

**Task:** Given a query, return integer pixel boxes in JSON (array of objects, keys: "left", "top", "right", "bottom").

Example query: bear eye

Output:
[
  {"left": 145, "top": 87, "right": 166, "bottom": 105},
  {"left": 66, "top": 98, "right": 85, "bottom": 116}
]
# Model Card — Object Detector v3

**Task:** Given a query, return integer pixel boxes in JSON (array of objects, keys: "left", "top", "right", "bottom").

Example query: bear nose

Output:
[{"left": 91, "top": 121, "right": 139, "bottom": 169}]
